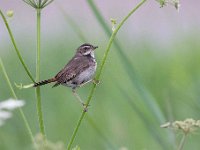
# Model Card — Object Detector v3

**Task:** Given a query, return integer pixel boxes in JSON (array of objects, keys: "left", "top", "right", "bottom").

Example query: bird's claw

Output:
[
  {"left": 93, "top": 79, "right": 100, "bottom": 85},
  {"left": 82, "top": 103, "right": 90, "bottom": 112}
]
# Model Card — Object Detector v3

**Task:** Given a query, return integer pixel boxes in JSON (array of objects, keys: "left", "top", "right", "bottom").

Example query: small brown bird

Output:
[{"left": 34, "top": 43, "right": 98, "bottom": 106}]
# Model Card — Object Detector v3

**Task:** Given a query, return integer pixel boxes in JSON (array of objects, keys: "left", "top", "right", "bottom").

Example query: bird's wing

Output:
[{"left": 55, "top": 56, "right": 90, "bottom": 84}]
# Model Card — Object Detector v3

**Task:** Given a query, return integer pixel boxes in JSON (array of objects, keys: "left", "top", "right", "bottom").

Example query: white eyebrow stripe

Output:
[{"left": 83, "top": 46, "right": 90, "bottom": 48}]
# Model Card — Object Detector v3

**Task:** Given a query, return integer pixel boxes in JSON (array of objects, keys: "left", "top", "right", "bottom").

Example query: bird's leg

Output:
[
  {"left": 72, "top": 89, "right": 84, "bottom": 105},
  {"left": 72, "top": 89, "right": 86, "bottom": 106},
  {"left": 72, "top": 89, "right": 89, "bottom": 112},
  {"left": 72, "top": 89, "right": 90, "bottom": 112},
  {"left": 78, "top": 79, "right": 100, "bottom": 88}
]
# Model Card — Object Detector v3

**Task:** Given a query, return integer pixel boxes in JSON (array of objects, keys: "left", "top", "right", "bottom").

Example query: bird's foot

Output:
[
  {"left": 92, "top": 79, "right": 100, "bottom": 85},
  {"left": 82, "top": 103, "right": 90, "bottom": 112}
]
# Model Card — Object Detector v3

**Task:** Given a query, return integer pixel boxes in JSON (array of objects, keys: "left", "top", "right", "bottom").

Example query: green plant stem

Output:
[
  {"left": 0, "top": 58, "right": 35, "bottom": 146},
  {"left": 35, "top": 8, "right": 46, "bottom": 138},
  {"left": 67, "top": 0, "right": 147, "bottom": 149},
  {"left": 177, "top": 133, "right": 187, "bottom": 150},
  {"left": 0, "top": 10, "right": 35, "bottom": 83}
]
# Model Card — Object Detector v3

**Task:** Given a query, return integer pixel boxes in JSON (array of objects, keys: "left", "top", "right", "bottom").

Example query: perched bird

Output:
[{"left": 34, "top": 43, "right": 98, "bottom": 106}]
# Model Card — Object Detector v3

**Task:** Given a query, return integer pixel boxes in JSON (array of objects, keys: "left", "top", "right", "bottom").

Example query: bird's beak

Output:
[{"left": 94, "top": 46, "right": 98, "bottom": 50}]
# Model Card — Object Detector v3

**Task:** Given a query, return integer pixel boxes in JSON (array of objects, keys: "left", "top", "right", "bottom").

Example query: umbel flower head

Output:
[
  {"left": 22, "top": 0, "right": 54, "bottom": 9},
  {"left": 161, "top": 118, "right": 200, "bottom": 134}
]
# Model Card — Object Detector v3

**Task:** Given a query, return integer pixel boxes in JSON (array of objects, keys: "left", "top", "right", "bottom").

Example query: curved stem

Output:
[
  {"left": 0, "top": 58, "right": 35, "bottom": 146},
  {"left": 35, "top": 8, "right": 46, "bottom": 138},
  {"left": 0, "top": 10, "right": 35, "bottom": 82},
  {"left": 66, "top": 0, "right": 147, "bottom": 149}
]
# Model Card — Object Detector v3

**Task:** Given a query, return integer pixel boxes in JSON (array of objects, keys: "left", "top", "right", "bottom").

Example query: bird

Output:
[{"left": 33, "top": 43, "right": 98, "bottom": 107}]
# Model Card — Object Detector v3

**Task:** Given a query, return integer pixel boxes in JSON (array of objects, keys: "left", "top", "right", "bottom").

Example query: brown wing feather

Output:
[{"left": 54, "top": 56, "right": 90, "bottom": 85}]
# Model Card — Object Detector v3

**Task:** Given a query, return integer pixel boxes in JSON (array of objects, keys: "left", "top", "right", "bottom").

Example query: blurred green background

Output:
[{"left": 0, "top": 0, "right": 200, "bottom": 149}]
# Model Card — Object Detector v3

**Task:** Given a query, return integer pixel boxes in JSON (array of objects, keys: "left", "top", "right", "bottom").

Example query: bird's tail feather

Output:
[{"left": 33, "top": 78, "right": 56, "bottom": 87}]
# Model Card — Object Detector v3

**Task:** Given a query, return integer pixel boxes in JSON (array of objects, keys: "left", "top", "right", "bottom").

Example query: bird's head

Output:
[{"left": 76, "top": 43, "right": 98, "bottom": 57}]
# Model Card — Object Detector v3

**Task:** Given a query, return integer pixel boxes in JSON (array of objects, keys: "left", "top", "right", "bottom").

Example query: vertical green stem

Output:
[
  {"left": 0, "top": 58, "right": 35, "bottom": 146},
  {"left": 35, "top": 8, "right": 45, "bottom": 137},
  {"left": 66, "top": 0, "right": 147, "bottom": 149},
  {"left": 36, "top": 9, "right": 41, "bottom": 83}
]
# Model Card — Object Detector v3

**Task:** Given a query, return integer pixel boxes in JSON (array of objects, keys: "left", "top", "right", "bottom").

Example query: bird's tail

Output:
[{"left": 33, "top": 78, "right": 57, "bottom": 87}]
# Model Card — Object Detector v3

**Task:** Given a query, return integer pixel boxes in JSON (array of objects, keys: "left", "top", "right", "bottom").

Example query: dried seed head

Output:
[{"left": 161, "top": 118, "right": 200, "bottom": 134}]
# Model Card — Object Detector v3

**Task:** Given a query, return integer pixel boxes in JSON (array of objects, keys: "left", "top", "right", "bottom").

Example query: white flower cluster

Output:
[
  {"left": 34, "top": 133, "right": 66, "bottom": 150},
  {"left": 161, "top": 118, "right": 200, "bottom": 134},
  {"left": 0, "top": 98, "right": 25, "bottom": 126}
]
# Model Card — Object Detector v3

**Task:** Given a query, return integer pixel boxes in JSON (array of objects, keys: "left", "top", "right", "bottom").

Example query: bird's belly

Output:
[
  {"left": 76, "top": 65, "right": 96, "bottom": 84},
  {"left": 61, "top": 63, "right": 96, "bottom": 88},
  {"left": 61, "top": 81, "right": 77, "bottom": 88}
]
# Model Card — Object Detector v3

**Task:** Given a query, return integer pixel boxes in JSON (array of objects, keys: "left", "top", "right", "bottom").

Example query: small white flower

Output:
[
  {"left": 0, "top": 98, "right": 25, "bottom": 127},
  {"left": 0, "top": 98, "right": 25, "bottom": 110},
  {"left": 0, "top": 110, "right": 12, "bottom": 120},
  {"left": 161, "top": 118, "right": 200, "bottom": 134}
]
